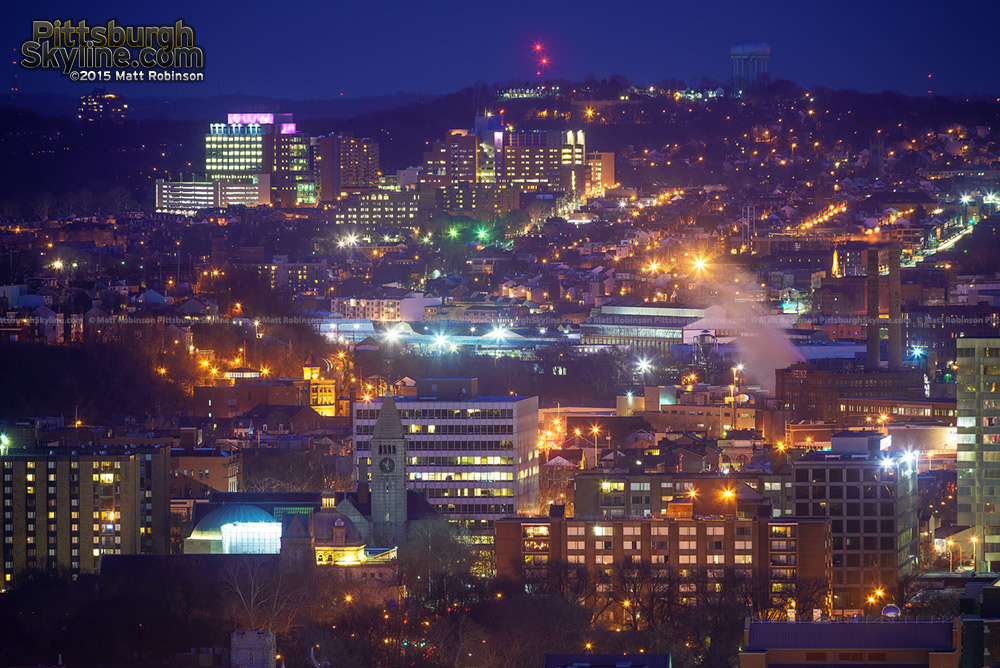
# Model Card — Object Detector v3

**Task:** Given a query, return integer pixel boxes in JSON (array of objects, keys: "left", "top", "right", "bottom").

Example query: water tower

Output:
[{"left": 731, "top": 40, "right": 771, "bottom": 97}]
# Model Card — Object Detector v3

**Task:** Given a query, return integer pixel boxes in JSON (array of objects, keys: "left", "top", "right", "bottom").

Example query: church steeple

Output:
[{"left": 369, "top": 391, "right": 407, "bottom": 547}]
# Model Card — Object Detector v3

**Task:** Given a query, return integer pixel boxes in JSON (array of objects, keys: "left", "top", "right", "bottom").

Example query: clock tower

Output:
[{"left": 369, "top": 392, "right": 408, "bottom": 547}]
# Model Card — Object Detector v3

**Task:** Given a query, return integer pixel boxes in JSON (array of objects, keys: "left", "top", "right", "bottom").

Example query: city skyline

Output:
[{"left": 4, "top": 3, "right": 1000, "bottom": 667}]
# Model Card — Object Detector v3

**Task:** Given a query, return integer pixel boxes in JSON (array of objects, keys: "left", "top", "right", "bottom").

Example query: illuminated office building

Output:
[
  {"left": 353, "top": 378, "right": 539, "bottom": 535},
  {"left": 205, "top": 113, "right": 315, "bottom": 208},
  {"left": 957, "top": 337, "right": 1000, "bottom": 571},
  {"left": 494, "top": 129, "right": 586, "bottom": 193}
]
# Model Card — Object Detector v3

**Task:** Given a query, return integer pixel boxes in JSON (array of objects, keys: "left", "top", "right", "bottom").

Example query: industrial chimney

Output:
[
  {"left": 888, "top": 244, "right": 902, "bottom": 371},
  {"left": 866, "top": 247, "right": 881, "bottom": 370}
]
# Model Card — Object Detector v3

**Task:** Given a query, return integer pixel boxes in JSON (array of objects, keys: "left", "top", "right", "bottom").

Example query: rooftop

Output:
[{"left": 745, "top": 620, "right": 955, "bottom": 651}]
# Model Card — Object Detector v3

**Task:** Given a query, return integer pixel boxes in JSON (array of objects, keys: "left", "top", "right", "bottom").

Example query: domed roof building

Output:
[{"left": 184, "top": 504, "right": 281, "bottom": 554}]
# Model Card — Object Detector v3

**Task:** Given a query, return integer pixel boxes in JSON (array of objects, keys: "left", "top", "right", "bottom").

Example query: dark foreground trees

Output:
[{"left": 1, "top": 535, "right": 828, "bottom": 668}]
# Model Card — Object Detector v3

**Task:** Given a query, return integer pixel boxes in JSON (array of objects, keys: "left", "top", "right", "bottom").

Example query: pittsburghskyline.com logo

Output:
[{"left": 20, "top": 20, "right": 206, "bottom": 82}]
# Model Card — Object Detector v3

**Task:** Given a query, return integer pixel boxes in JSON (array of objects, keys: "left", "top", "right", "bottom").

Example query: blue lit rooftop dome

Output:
[
  {"left": 730, "top": 40, "right": 771, "bottom": 58},
  {"left": 881, "top": 603, "right": 901, "bottom": 618},
  {"left": 189, "top": 504, "right": 277, "bottom": 542}
]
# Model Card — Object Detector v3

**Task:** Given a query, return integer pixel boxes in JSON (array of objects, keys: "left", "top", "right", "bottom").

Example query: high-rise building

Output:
[
  {"left": 353, "top": 378, "right": 539, "bottom": 536},
  {"left": 420, "top": 130, "right": 479, "bottom": 187},
  {"left": 1, "top": 445, "right": 170, "bottom": 583},
  {"left": 77, "top": 87, "right": 127, "bottom": 123},
  {"left": 206, "top": 114, "right": 267, "bottom": 180},
  {"left": 267, "top": 123, "right": 313, "bottom": 208},
  {"left": 206, "top": 113, "right": 314, "bottom": 208},
  {"left": 957, "top": 337, "right": 1000, "bottom": 570},
  {"left": 791, "top": 431, "right": 918, "bottom": 613},
  {"left": 494, "top": 129, "right": 586, "bottom": 193},
  {"left": 317, "top": 133, "right": 380, "bottom": 202}
]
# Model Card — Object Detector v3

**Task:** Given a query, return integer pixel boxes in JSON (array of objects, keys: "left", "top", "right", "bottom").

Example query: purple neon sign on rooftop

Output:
[{"left": 228, "top": 113, "right": 274, "bottom": 125}]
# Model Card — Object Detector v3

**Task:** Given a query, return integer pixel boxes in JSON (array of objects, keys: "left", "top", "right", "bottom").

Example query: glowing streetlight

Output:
[
  {"left": 636, "top": 358, "right": 652, "bottom": 375},
  {"left": 693, "top": 256, "right": 708, "bottom": 271}
]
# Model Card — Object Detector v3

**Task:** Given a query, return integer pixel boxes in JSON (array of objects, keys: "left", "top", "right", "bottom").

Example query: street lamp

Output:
[
  {"left": 636, "top": 357, "right": 652, "bottom": 385},
  {"left": 946, "top": 539, "right": 955, "bottom": 571},
  {"left": 591, "top": 426, "right": 600, "bottom": 469},
  {"left": 972, "top": 535, "right": 979, "bottom": 571}
]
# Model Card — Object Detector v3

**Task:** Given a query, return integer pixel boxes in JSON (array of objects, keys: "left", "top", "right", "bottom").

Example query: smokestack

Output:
[
  {"left": 866, "top": 247, "right": 881, "bottom": 370},
  {"left": 888, "top": 244, "right": 902, "bottom": 371}
]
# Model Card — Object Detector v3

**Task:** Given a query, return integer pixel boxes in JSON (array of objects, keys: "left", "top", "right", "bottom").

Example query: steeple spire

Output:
[{"left": 372, "top": 391, "right": 404, "bottom": 440}]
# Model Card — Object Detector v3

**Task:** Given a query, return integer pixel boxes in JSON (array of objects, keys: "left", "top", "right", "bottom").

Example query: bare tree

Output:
[
  {"left": 0, "top": 199, "right": 20, "bottom": 220},
  {"left": 33, "top": 192, "right": 54, "bottom": 222},
  {"left": 221, "top": 556, "right": 302, "bottom": 633},
  {"left": 54, "top": 193, "right": 77, "bottom": 218},
  {"left": 106, "top": 186, "right": 134, "bottom": 215}
]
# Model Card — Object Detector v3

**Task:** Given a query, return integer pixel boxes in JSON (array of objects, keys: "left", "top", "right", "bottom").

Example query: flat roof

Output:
[
  {"left": 356, "top": 395, "right": 532, "bottom": 405},
  {"left": 746, "top": 620, "right": 955, "bottom": 651}
]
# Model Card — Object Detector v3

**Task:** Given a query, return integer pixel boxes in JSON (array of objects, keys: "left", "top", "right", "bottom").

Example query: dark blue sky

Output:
[{"left": 5, "top": 0, "right": 1000, "bottom": 99}]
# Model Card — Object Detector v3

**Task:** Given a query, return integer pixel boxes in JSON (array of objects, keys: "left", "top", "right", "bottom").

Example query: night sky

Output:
[{"left": 4, "top": 0, "right": 1000, "bottom": 99}]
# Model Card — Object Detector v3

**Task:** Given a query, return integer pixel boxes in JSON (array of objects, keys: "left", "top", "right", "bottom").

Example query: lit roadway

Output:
[{"left": 903, "top": 219, "right": 976, "bottom": 268}]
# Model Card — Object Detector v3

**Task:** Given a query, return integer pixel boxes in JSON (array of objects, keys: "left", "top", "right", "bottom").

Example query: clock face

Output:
[{"left": 379, "top": 457, "right": 395, "bottom": 473}]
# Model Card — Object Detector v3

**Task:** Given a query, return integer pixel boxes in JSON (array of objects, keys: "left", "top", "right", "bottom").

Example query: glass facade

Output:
[{"left": 220, "top": 521, "right": 281, "bottom": 554}]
